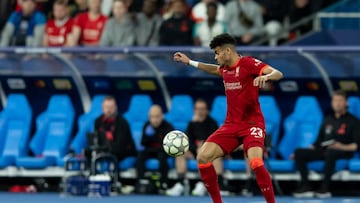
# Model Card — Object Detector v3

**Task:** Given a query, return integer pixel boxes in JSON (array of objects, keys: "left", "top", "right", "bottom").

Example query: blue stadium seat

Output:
[
  {"left": 259, "top": 95, "right": 281, "bottom": 158},
  {"left": 348, "top": 96, "right": 360, "bottom": 119},
  {"left": 16, "top": 95, "right": 75, "bottom": 169},
  {"left": 58, "top": 95, "right": 106, "bottom": 168},
  {"left": 165, "top": 95, "right": 194, "bottom": 131},
  {"left": 123, "top": 95, "right": 153, "bottom": 170},
  {"left": 278, "top": 96, "right": 323, "bottom": 160},
  {"left": 210, "top": 95, "right": 226, "bottom": 126},
  {"left": 223, "top": 159, "right": 247, "bottom": 172},
  {"left": 70, "top": 95, "right": 106, "bottom": 155},
  {"left": 124, "top": 94, "right": 153, "bottom": 151},
  {"left": 0, "top": 94, "right": 32, "bottom": 168},
  {"left": 307, "top": 159, "right": 350, "bottom": 172},
  {"left": 349, "top": 155, "right": 360, "bottom": 172}
]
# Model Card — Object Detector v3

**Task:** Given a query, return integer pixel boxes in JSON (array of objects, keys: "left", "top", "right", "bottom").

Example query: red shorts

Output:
[{"left": 206, "top": 122, "right": 266, "bottom": 155}]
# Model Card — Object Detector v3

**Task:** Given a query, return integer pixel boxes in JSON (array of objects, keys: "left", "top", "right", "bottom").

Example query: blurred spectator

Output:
[
  {"left": 191, "top": 0, "right": 225, "bottom": 23},
  {"left": 69, "top": 0, "right": 88, "bottom": 17},
  {"left": 134, "top": 0, "right": 162, "bottom": 46},
  {"left": 224, "top": 0, "right": 263, "bottom": 45},
  {"left": 254, "top": 0, "right": 290, "bottom": 46},
  {"left": 0, "top": 0, "right": 17, "bottom": 32},
  {"left": 0, "top": 0, "right": 46, "bottom": 47},
  {"left": 68, "top": 0, "right": 107, "bottom": 46},
  {"left": 162, "top": 0, "right": 191, "bottom": 21},
  {"left": 136, "top": 104, "right": 174, "bottom": 191},
  {"left": 166, "top": 99, "right": 228, "bottom": 196},
  {"left": 100, "top": 0, "right": 135, "bottom": 46},
  {"left": 43, "top": 0, "right": 73, "bottom": 47},
  {"left": 127, "top": 0, "right": 145, "bottom": 13},
  {"left": 101, "top": 0, "right": 113, "bottom": 16},
  {"left": 84, "top": 95, "right": 137, "bottom": 167},
  {"left": 293, "top": 90, "right": 360, "bottom": 198},
  {"left": 159, "top": 0, "right": 194, "bottom": 46},
  {"left": 288, "top": 0, "right": 312, "bottom": 39},
  {"left": 193, "top": 2, "right": 227, "bottom": 47}
]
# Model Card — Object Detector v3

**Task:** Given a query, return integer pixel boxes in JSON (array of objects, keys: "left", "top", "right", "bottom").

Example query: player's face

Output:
[
  {"left": 213, "top": 46, "right": 230, "bottom": 66},
  {"left": 102, "top": 99, "right": 117, "bottom": 118},
  {"left": 112, "top": 1, "right": 127, "bottom": 18},
  {"left": 331, "top": 95, "right": 347, "bottom": 114}
]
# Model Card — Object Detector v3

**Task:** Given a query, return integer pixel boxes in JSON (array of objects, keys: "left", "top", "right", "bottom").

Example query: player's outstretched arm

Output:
[
  {"left": 253, "top": 65, "right": 283, "bottom": 88},
  {"left": 173, "top": 52, "right": 220, "bottom": 76}
]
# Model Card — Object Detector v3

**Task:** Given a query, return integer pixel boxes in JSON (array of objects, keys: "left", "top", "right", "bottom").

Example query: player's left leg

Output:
[{"left": 247, "top": 146, "right": 275, "bottom": 203}]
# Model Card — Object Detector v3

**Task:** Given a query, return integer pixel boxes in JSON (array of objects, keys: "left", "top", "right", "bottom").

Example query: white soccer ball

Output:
[{"left": 163, "top": 130, "right": 189, "bottom": 157}]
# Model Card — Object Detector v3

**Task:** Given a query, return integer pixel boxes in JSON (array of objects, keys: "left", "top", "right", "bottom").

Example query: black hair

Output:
[
  {"left": 332, "top": 89, "right": 348, "bottom": 100},
  {"left": 209, "top": 33, "right": 237, "bottom": 49},
  {"left": 207, "top": 2, "right": 218, "bottom": 10}
]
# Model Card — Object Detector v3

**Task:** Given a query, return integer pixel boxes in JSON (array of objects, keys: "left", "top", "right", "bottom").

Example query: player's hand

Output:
[
  {"left": 173, "top": 52, "right": 190, "bottom": 65},
  {"left": 253, "top": 75, "right": 269, "bottom": 88}
]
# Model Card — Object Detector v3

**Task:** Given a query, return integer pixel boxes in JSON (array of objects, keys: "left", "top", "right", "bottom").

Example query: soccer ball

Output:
[{"left": 163, "top": 130, "right": 189, "bottom": 157}]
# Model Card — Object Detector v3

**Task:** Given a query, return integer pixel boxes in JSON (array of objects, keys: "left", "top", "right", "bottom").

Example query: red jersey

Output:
[
  {"left": 73, "top": 13, "right": 107, "bottom": 46},
  {"left": 218, "top": 56, "right": 267, "bottom": 126},
  {"left": 45, "top": 18, "right": 73, "bottom": 47}
]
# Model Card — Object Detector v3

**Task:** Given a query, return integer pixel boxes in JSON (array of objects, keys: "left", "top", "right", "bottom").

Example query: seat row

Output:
[{"left": 1, "top": 93, "right": 360, "bottom": 176}]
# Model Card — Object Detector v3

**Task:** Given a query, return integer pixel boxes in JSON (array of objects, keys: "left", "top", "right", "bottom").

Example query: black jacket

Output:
[
  {"left": 313, "top": 112, "right": 360, "bottom": 150},
  {"left": 141, "top": 120, "right": 174, "bottom": 149},
  {"left": 94, "top": 114, "right": 137, "bottom": 159}
]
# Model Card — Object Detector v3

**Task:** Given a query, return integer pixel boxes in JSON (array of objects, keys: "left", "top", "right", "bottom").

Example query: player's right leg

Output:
[{"left": 196, "top": 142, "right": 224, "bottom": 203}]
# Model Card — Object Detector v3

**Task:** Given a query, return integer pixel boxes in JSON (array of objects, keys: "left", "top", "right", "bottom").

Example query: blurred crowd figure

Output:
[{"left": 0, "top": 0, "right": 342, "bottom": 47}]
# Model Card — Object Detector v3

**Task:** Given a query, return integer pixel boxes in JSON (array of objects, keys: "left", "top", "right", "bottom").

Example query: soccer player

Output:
[{"left": 173, "top": 33, "right": 283, "bottom": 203}]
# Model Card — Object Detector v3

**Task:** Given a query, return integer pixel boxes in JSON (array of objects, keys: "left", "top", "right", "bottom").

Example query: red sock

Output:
[
  {"left": 253, "top": 165, "right": 275, "bottom": 203},
  {"left": 198, "top": 163, "right": 222, "bottom": 203}
]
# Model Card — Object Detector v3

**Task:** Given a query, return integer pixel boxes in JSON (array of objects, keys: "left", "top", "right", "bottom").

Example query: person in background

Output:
[
  {"left": 193, "top": 2, "right": 227, "bottom": 47},
  {"left": 136, "top": 104, "right": 174, "bottom": 191},
  {"left": 254, "top": 0, "right": 289, "bottom": 46},
  {"left": 69, "top": 0, "right": 88, "bottom": 17},
  {"left": 134, "top": 0, "right": 162, "bottom": 46},
  {"left": 224, "top": 0, "right": 263, "bottom": 45},
  {"left": 100, "top": 0, "right": 135, "bottom": 46},
  {"left": 1, "top": 0, "right": 46, "bottom": 47},
  {"left": 43, "top": 0, "right": 73, "bottom": 47},
  {"left": 68, "top": 0, "right": 107, "bottom": 46},
  {"left": 0, "top": 0, "right": 17, "bottom": 32},
  {"left": 166, "top": 99, "right": 229, "bottom": 196},
  {"left": 159, "top": 0, "right": 194, "bottom": 46},
  {"left": 85, "top": 95, "right": 137, "bottom": 165},
  {"left": 293, "top": 90, "right": 360, "bottom": 198},
  {"left": 191, "top": 0, "right": 225, "bottom": 23}
]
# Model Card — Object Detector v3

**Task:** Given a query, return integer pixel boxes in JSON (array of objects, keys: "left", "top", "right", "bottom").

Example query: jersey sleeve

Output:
[
  {"left": 217, "top": 66, "right": 224, "bottom": 77},
  {"left": 243, "top": 56, "right": 267, "bottom": 76}
]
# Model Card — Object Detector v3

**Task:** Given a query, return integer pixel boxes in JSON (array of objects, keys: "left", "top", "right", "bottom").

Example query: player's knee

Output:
[
  {"left": 249, "top": 157, "right": 264, "bottom": 170},
  {"left": 196, "top": 151, "right": 212, "bottom": 164}
]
